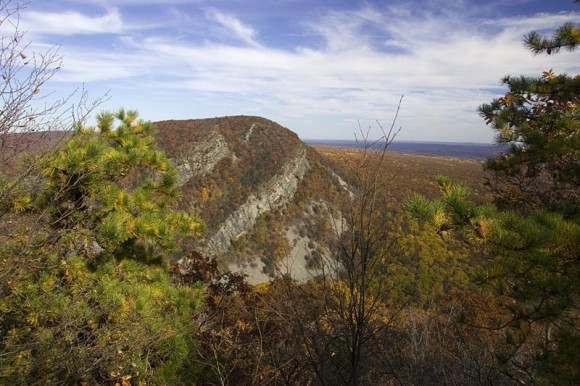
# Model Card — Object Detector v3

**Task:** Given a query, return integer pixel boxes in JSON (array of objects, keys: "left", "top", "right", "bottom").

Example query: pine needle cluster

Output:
[
  {"left": 0, "top": 109, "right": 207, "bottom": 384},
  {"left": 36, "top": 109, "right": 204, "bottom": 260}
]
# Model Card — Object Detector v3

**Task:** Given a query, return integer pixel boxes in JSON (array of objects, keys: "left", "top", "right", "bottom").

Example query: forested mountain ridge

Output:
[
  {"left": 0, "top": 114, "right": 489, "bottom": 290},
  {"left": 154, "top": 116, "right": 350, "bottom": 282},
  {"left": 152, "top": 115, "right": 489, "bottom": 288}
]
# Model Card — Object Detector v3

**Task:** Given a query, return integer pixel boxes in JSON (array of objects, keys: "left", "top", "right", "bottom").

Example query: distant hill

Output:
[
  {"left": 304, "top": 139, "right": 507, "bottom": 160},
  {"left": 0, "top": 131, "right": 70, "bottom": 172}
]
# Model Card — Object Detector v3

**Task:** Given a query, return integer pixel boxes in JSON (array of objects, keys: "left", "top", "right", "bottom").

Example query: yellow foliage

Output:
[
  {"left": 26, "top": 313, "right": 39, "bottom": 327},
  {"left": 11, "top": 194, "right": 31, "bottom": 212},
  {"left": 200, "top": 186, "right": 210, "bottom": 202}
]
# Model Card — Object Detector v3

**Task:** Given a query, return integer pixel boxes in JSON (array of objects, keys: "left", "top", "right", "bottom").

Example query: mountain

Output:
[
  {"left": 154, "top": 116, "right": 349, "bottom": 283},
  {"left": 0, "top": 116, "right": 489, "bottom": 285}
]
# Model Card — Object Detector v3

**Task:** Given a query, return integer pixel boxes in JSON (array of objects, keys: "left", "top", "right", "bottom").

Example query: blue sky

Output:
[{"left": 14, "top": 0, "right": 580, "bottom": 142}]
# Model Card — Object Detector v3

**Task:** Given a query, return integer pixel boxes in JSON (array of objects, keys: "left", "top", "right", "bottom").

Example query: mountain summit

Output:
[{"left": 154, "top": 116, "right": 348, "bottom": 283}]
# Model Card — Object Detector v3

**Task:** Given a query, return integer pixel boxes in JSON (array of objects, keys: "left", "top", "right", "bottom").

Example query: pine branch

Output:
[{"left": 523, "top": 22, "right": 580, "bottom": 55}]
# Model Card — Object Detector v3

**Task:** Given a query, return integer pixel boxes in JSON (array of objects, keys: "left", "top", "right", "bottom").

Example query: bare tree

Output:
[
  {"left": 268, "top": 97, "right": 407, "bottom": 385},
  {"left": 0, "top": 0, "right": 105, "bottom": 212}
]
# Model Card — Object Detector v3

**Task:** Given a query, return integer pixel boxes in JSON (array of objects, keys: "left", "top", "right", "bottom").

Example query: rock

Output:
[
  {"left": 176, "top": 131, "right": 230, "bottom": 185},
  {"left": 204, "top": 146, "right": 309, "bottom": 256}
]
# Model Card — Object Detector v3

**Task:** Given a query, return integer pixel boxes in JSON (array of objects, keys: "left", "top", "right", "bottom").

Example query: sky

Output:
[{"left": 11, "top": 0, "right": 580, "bottom": 142}]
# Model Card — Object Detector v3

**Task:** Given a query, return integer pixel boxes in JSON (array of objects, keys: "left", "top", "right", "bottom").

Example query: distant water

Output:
[{"left": 304, "top": 139, "right": 507, "bottom": 161}]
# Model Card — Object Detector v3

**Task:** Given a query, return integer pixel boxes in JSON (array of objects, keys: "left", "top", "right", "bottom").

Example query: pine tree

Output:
[
  {"left": 524, "top": 15, "right": 580, "bottom": 55},
  {"left": 478, "top": 70, "right": 580, "bottom": 217},
  {"left": 406, "top": 9, "right": 580, "bottom": 382},
  {"left": 406, "top": 177, "right": 580, "bottom": 384},
  {"left": 35, "top": 108, "right": 204, "bottom": 259},
  {"left": 0, "top": 109, "right": 206, "bottom": 384},
  {"left": 480, "top": 3, "right": 580, "bottom": 216}
]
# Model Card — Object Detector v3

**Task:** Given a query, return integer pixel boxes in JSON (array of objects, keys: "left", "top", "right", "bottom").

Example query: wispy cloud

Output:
[
  {"left": 57, "top": 0, "right": 202, "bottom": 5},
  {"left": 206, "top": 9, "right": 260, "bottom": 47},
  {"left": 20, "top": 1, "right": 580, "bottom": 142},
  {"left": 490, "top": 12, "right": 580, "bottom": 32},
  {"left": 21, "top": 8, "right": 125, "bottom": 35}
]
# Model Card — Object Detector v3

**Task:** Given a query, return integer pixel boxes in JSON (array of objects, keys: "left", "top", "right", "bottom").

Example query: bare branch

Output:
[{"left": 0, "top": 0, "right": 108, "bottom": 216}]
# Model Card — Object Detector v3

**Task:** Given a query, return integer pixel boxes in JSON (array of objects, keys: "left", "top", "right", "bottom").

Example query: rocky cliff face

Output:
[
  {"left": 154, "top": 116, "right": 347, "bottom": 282},
  {"left": 176, "top": 131, "right": 230, "bottom": 185},
  {"left": 204, "top": 146, "right": 309, "bottom": 256}
]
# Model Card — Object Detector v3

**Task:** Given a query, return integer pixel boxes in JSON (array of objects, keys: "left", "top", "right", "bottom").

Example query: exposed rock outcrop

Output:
[
  {"left": 243, "top": 123, "right": 256, "bottom": 144},
  {"left": 176, "top": 131, "right": 230, "bottom": 185},
  {"left": 204, "top": 146, "right": 309, "bottom": 256},
  {"left": 154, "top": 116, "right": 348, "bottom": 283}
]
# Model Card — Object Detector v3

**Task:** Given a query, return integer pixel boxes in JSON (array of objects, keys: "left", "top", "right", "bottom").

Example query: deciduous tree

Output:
[{"left": 267, "top": 97, "right": 406, "bottom": 385}]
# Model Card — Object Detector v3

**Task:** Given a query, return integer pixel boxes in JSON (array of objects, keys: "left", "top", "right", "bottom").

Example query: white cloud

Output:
[
  {"left": 55, "top": 51, "right": 145, "bottom": 82},
  {"left": 489, "top": 11, "right": 580, "bottom": 32},
  {"left": 56, "top": 0, "right": 200, "bottom": 5},
  {"left": 303, "top": 6, "right": 386, "bottom": 52},
  {"left": 21, "top": 8, "right": 124, "bottom": 35},
  {"left": 206, "top": 9, "right": 260, "bottom": 47}
]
